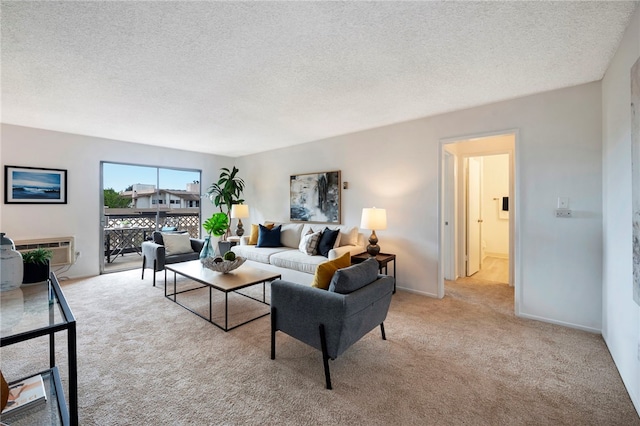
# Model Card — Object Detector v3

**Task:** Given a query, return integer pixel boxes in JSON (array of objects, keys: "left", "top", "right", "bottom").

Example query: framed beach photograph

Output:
[
  {"left": 290, "top": 170, "right": 341, "bottom": 223},
  {"left": 4, "top": 165, "right": 67, "bottom": 204}
]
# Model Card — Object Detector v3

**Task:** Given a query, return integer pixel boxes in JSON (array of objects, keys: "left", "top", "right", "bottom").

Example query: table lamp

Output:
[
  {"left": 360, "top": 207, "right": 387, "bottom": 257},
  {"left": 230, "top": 204, "right": 250, "bottom": 237}
]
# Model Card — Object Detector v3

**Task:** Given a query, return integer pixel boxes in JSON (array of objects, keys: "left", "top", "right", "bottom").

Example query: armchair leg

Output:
[
  {"left": 380, "top": 322, "right": 386, "bottom": 340},
  {"left": 319, "top": 324, "right": 332, "bottom": 390},
  {"left": 141, "top": 255, "right": 146, "bottom": 280},
  {"left": 153, "top": 260, "right": 157, "bottom": 287},
  {"left": 153, "top": 259, "right": 158, "bottom": 287},
  {"left": 271, "top": 308, "right": 277, "bottom": 360}
]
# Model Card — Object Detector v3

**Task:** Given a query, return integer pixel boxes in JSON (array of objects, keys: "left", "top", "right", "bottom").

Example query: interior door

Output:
[
  {"left": 466, "top": 157, "right": 481, "bottom": 276},
  {"left": 443, "top": 151, "right": 456, "bottom": 280}
]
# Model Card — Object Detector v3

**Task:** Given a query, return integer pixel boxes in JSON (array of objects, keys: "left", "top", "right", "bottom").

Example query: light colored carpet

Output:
[{"left": 1, "top": 269, "right": 638, "bottom": 425}]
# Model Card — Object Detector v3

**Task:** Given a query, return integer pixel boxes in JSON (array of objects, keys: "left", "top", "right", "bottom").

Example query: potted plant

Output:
[
  {"left": 200, "top": 212, "right": 229, "bottom": 258},
  {"left": 206, "top": 167, "right": 245, "bottom": 240},
  {"left": 22, "top": 248, "right": 53, "bottom": 284}
]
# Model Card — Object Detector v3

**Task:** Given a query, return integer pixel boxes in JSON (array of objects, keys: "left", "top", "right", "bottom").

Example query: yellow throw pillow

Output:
[
  {"left": 311, "top": 251, "right": 351, "bottom": 290},
  {"left": 248, "top": 223, "right": 274, "bottom": 245}
]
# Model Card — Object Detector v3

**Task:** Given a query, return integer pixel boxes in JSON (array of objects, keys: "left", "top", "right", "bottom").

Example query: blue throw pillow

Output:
[
  {"left": 329, "top": 257, "right": 380, "bottom": 294},
  {"left": 317, "top": 227, "right": 340, "bottom": 257},
  {"left": 257, "top": 224, "right": 282, "bottom": 247}
]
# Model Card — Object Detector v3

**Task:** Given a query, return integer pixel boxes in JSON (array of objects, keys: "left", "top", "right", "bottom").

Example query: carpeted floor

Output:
[{"left": 1, "top": 269, "right": 638, "bottom": 425}]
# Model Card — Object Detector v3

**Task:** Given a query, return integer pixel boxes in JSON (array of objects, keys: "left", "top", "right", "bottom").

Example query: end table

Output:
[{"left": 351, "top": 252, "right": 397, "bottom": 293}]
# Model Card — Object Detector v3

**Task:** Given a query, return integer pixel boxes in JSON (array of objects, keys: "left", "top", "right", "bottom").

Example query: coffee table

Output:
[{"left": 164, "top": 260, "right": 281, "bottom": 331}]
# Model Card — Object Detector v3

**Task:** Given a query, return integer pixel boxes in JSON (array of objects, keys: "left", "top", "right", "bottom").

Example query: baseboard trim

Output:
[
  {"left": 517, "top": 311, "right": 601, "bottom": 334},
  {"left": 484, "top": 252, "right": 508, "bottom": 259},
  {"left": 396, "top": 286, "right": 439, "bottom": 299}
]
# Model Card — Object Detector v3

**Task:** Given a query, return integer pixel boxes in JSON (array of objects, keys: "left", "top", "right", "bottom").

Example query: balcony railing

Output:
[{"left": 103, "top": 208, "right": 200, "bottom": 263}]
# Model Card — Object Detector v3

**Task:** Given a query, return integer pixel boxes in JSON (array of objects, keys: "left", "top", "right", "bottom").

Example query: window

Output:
[{"left": 101, "top": 162, "right": 202, "bottom": 274}]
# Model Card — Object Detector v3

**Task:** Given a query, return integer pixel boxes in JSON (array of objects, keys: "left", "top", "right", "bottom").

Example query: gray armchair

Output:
[
  {"left": 141, "top": 231, "right": 205, "bottom": 286},
  {"left": 270, "top": 258, "right": 394, "bottom": 389}
]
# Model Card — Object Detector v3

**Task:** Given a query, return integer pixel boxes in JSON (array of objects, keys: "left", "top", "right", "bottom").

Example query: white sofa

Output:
[{"left": 231, "top": 222, "right": 366, "bottom": 285}]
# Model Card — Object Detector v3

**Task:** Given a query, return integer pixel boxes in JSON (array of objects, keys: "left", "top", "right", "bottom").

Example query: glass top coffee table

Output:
[{"left": 164, "top": 260, "right": 281, "bottom": 331}]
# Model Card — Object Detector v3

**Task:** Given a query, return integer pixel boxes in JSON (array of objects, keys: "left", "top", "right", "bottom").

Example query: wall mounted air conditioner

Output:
[{"left": 14, "top": 236, "right": 75, "bottom": 266}]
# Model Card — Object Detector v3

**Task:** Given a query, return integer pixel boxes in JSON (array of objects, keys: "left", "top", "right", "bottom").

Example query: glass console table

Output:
[{"left": 0, "top": 272, "right": 77, "bottom": 425}]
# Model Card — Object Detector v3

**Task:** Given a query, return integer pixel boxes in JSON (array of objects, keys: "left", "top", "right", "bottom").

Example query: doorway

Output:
[
  {"left": 440, "top": 132, "right": 517, "bottom": 310},
  {"left": 465, "top": 154, "right": 510, "bottom": 282},
  {"left": 100, "top": 162, "right": 202, "bottom": 274}
]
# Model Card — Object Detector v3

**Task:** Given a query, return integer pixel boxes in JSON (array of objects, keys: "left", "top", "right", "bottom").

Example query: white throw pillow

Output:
[
  {"left": 298, "top": 229, "right": 312, "bottom": 252},
  {"left": 162, "top": 233, "right": 193, "bottom": 255},
  {"left": 298, "top": 230, "right": 322, "bottom": 255}
]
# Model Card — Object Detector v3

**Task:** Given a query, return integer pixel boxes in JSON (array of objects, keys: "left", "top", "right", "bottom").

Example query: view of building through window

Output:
[{"left": 101, "top": 162, "right": 202, "bottom": 273}]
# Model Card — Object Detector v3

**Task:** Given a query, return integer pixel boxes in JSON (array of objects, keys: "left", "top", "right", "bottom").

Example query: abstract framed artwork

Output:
[
  {"left": 632, "top": 57, "right": 640, "bottom": 305},
  {"left": 290, "top": 170, "right": 341, "bottom": 223},
  {"left": 4, "top": 165, "right": 68, "bottom": 204}
]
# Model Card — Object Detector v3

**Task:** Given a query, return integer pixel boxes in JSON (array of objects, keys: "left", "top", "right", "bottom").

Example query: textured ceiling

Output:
[{"left": 1, "top": 1, "right": 638, "bottom": 157}]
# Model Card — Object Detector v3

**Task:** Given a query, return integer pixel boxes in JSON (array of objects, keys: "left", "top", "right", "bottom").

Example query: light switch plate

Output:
[{"left": 558, "top": 197, "right": 569, "bottom": 209}]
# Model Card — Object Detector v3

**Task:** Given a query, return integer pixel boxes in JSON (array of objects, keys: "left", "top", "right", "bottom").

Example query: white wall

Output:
[
  {"left": 237, "top": 80, "right": 604, "bottom": 331},
  {"left": 602, "top": 5, "right": 640, "bottom": 415},
  {"left": 0, "top": 124, "right": 232, "bottom": 278},
  {"left": 481, "top": 154, "right": 509, "bottom": 257},
  {"left": 0, "top": 82, "right": 605, "bottom": 334}
]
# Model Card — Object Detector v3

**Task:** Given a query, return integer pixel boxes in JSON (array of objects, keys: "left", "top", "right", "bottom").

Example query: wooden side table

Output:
[{"left": 351, "top": 252, "right": 397, "bottom": 293}]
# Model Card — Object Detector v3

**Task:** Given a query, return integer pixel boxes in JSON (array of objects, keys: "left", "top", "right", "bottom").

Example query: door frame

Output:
[
  {"left": 443, "top": 151, "right": 456, "bottom": 280},
  {"left": 438, "top": 129, "right": 520, "bottom": 314},
  {"left": 99, "top": 161, "right": 202, "bottom": 274}
]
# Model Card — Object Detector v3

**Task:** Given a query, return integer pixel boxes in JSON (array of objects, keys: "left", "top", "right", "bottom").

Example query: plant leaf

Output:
[{"left": 203, "top": 213, "right": 229, "bottom": 237}]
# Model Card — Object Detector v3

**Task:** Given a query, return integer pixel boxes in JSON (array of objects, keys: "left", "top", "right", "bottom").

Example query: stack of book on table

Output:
[{"left": 1, "top": 374, "right": 47, "bottom": 416}]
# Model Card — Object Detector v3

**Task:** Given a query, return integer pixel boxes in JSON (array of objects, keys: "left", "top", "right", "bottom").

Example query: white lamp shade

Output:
[
  {"left": 230, "top": 204, "right": 250, "bottom": 219},
  {"left": 360, "top": 207, "right": 387, "bottom": 230}
]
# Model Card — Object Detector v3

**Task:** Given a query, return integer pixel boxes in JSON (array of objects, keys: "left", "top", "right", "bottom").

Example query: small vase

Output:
[
  {"left": 0, "top": 233, "right": 23, "bottom": 292},
  {"left": 199, "top": 236, "right": 215, "bottom": 259}
]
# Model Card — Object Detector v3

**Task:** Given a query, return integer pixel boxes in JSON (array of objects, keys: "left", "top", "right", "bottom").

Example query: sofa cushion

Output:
[
  {"left": 311, "top": 251, "right": 351, "bottom": 290},
  {"left": 232, "top": 245, "right": 293, "bottom": 264},
  {"left": 318, "top": 228, "right": 340, "bottom": 257},
  {"left": 270, "top": 249, "right": 329, "bottom": 274},
  {"left": 329, "top": 257, "right": 379, "bottom": 294},
  {"left": 338, "top": 226, "right": 359, "bottom": 247},
  {"left": 279, "top": 223, "right": 304, "bottom": 248},
  {"left": 298, "top": 229, "right": 322, "bottom": 255},
  {"left": 165, "top": 251, "right": 200, "bottom": 265},
  {"left": 249, "top": 223, "right": 274, "bottom": 245},
  {"left": 300, "top": 224, "right": 320, "bottom": 236},
  {"left": 302, "top": 224, "right": 360, "bottom": 248},
  {"left": 258, "top": 224, "right": 281, "bottom": 247},
  {"left": 161, "top": 233, "right": 193, "bottom": 256}
]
